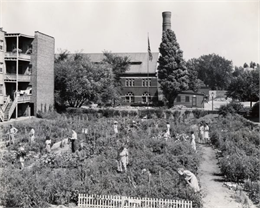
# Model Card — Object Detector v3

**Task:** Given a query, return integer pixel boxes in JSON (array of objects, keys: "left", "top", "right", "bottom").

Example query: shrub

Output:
[{"left": 218, "top": 102, "right": 245, "bottom": 117}]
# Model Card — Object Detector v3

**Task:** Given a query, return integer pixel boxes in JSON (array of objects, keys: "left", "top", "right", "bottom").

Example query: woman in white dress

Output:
[
  {"left": 204, "top": 123, "right": 210, "bottom": 144},
  {"left": 178, "top": 168, "right": 200, "bottom": 193},
  {"left": 190, "top": 131, "right": 196, "bottom": 151},
  {"left": 199, "top": 122, "right": 205, "bottom": 143}
]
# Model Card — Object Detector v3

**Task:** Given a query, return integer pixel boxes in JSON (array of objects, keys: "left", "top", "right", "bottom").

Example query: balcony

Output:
[
  {"left": 17, "top": 95, "right": 32, "bottom": 103},
  {"left": 4, "top": 74, "right": 31, "bottom": 82},
  {"left": 5, "top": 52, "right": 31, "bottom": 61}
]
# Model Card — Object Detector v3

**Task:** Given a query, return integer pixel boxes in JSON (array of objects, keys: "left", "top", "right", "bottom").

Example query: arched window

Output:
[
  {"left": 142, "top": 92, "right": 151, "bottom": 103},
  {"left": 142, "top": 79, "right": 145, "bottom": 87},
  {"left": 125, "top": 92, "right": 135, "bottom": 103}
]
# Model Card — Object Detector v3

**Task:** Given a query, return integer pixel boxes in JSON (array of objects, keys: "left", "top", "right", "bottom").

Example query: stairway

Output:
[{"left": 3, "top": 102, "right": 13, "bottom": 121}]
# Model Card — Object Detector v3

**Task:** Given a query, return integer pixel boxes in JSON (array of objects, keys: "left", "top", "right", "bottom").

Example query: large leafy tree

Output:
[
  {"left": 191, "top": 54, "right": 233, "bottom": 90},
  {"left": 226, "top": 68, "right": 259, "bottom": 107},
  {"left": 186, "top": 59, "right": 204, "bottom": 92},
  {"left": 157, "top": 29, "right": 189, "bottom": 108},
  {"left": 102, "top": 51, "right": 131, "bottom": 86},
  {"left": 102, "top": 52, "right": 131, "bottom": 105},
  {"left": 55, "top": 52, "right": 116, "bottom": 108}
]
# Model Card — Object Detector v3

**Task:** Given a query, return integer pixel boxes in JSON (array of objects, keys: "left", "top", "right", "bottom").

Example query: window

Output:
[
  {"left": 125, "top": 79, "right": 128, "bottom": 87},
  {"left": 0, "top": 62, "right": 3, "bottom": 73},
  {"left": 185, "top": 96, "right": 190, "bottom": 102},
  {"left": 176, "top": 96, "right": 181, "bottom": 102},
  {"left": 142, "top": 92, "right": 151, "bottom": 103},
  {"left": 0, "top": 40, "right": 3, "bottom": 50},
  {"left": 132, "top": 79, "right": 135, "bottom": 86},
  {"left": 0, "top": 84, "right": 3, "bottom": 95},
  {"left": 125, "top": 92, "right": 134, "bottom": 103},
  {"left": 142, "top": 79, "right": 151, "bottom": 87}
]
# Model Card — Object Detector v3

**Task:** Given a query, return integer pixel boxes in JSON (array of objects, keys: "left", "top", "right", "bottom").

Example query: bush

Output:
[
  {"left": 218, "top": 102, "right": 245, "bottom": 117},
  {"left": 192, "top": 109, "right": 208, "bottom": 119}
]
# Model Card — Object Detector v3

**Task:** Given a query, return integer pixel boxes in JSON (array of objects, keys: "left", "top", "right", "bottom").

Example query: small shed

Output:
[{"left": 175, "top": 90, "right": 206, "bottom": 108}]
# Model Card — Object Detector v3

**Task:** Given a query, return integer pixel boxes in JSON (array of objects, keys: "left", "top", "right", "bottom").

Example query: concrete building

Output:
[{"left": 0, "top": 28, "right": 54, "bottom": 122}]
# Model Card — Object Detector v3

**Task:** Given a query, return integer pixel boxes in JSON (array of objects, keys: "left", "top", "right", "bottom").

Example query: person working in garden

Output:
[
  {"left": 70, "top": 129, "right": 77, "bottom": 153},
  {"left": 190, "top": 131, "right": 196, "bottom": 152},
  {"left": 113, "top": 121, "right": 119, "bottom": 135},
  {"left": 17, "top": 143, "right": 26, "bottom": 169},
  {"left": 29, "top": 128, "right": 35, "bottom": 145},
  {"left": 45, "top": 136, "right": 51, "bottom": 153},
  {"left": 8, "top": 124, "right": 18, "bottom": 145},
  {"left": 117, "top": 144, "right": 129, "bottom": 173},
  {"left": 163, "top": 122, "right": 171, "bottom": 140},
  {"left": 199, "top": 122, "right": 205, "bottom": 143},
  {"left": 204, "top": 123, "right": 210, "bottom": 144},
  {"left": 177, "top": 168, "right": 200, "bottom": 193}
]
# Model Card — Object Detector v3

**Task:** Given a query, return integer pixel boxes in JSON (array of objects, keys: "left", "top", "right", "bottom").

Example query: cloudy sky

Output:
[{"left": 0, "top": 0, "right": 259, "bottom": 67}]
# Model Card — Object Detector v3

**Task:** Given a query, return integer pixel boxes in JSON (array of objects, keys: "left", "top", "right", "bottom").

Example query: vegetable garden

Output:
[{"left": 0, "top": 108, "right": 259, "bottom": 208}]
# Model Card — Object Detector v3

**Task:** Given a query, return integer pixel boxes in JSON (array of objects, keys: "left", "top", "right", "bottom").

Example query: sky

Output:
[{"left": 0, "top": 0, "right": 259, "bottom": 67}]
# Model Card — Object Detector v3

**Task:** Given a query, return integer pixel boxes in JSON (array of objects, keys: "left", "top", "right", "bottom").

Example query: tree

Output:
[
  {"left": 55, "top": 52, "right": 116, "bottom": 108},
  {"left": 186, "top": 59, "right": 204, "bottom": 92},
  {"left": 250, "top": 62, "right": 256, "bottom": 69},
  {"left": 191, "top": 54, "right": 233, "bottom": 90},
  {"left": 243, "top": 63, "right": 249, "bottom": 68},
  {"left": 226, "top": 68, "right": 259, "bottom": 107},
  {"left": 102, "top": 52, "right": 131, "bottom": 105},
  {"left": 232, "top": 66, "right": 244, "bottom": 77},
  {"left": 102, "top": 52, "right": 131, "bottom": 87},
  {"left": 157, "top": 29, "right": 189, "bottom": 108}
]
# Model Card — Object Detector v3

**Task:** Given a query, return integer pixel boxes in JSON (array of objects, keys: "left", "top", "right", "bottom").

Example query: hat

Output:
[{"left": 114, "top": 121, "right": 118, "bottom": 124}]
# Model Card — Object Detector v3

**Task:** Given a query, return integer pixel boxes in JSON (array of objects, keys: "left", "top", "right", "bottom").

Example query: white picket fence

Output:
[{"left": 78, "top": 194, "right": 193, "bottom": 208}]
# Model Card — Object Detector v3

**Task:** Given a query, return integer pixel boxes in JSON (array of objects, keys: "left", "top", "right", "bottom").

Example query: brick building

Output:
[{"left": 0, "top": 28, "right": 54, "bottom": 122}]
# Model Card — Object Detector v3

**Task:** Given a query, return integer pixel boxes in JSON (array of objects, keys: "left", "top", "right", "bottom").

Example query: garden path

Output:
[{"left": 199, "top": 145, "right": 243, "bottom": 208}]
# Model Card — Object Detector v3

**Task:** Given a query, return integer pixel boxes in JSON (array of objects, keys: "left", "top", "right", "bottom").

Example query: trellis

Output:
[{"left": 78, "top": 194, "right": 193, "bottom": 208}]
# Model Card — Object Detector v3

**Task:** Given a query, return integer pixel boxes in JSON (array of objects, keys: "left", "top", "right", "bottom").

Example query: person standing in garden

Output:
[
  {"left": 17, "top": 143, "right": 26, "bottom": 169},
  {"left": 45, "top": 136, "right": 51, "bottom": 153},
  {"left": 204, "top": 123, "right": 210, "bottom": 144},
  {"left": 199, "top": 122, "right": 205, "bottom": 143},
  {"left": 29, "top": 128, "right": 35, "bottom": 145},
  {"left": 8, "top": 124, "right": 18, "bottom": 145},
  {"left": 117, "top": 145, "right": 129, "bottom": 173},
  {"left": 113, "top": 121, "right": 119, "bottom": 135},
  {"left": 190, "top": 131, "right": 196, "bottom": 152},
  {"left": 70, "top": 129, "right": 77, "bottom": 153},
  {"left": 177, "top": 168, "right": 200, "bottom": 193}
]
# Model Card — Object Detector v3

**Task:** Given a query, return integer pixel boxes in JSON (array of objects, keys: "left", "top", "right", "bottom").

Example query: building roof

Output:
[{"left": 81, "top": 52, "right": 159, "bottom": 74}]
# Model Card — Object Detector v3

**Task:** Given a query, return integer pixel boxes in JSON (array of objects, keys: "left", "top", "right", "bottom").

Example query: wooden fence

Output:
[{"left": 78, "top": 194, "right": 193, "bottom": 208}]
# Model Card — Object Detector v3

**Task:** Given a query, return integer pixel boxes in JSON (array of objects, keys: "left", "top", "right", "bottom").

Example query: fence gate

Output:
[{"left": 78, "top": 194, "right": 193, "bottom": 208}]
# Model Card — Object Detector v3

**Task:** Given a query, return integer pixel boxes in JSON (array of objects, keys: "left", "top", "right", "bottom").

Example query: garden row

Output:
[{"left": 210, "top": 114, "right": 260, "bottom": 205}]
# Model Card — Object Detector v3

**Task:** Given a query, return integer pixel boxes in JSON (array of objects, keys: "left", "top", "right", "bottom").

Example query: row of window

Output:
[
  {"left": 176, "top": 96, "right": 190, "bottom": 102},
  {"left": 125, "top": 79, "right": 152, "bottom": 87},
  {"left": 125, "top": 92, "right": 151, "bottom": 103}
]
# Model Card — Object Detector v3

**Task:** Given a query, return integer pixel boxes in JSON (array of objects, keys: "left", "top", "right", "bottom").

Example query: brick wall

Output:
[{"left": 31, "top": 32, "right": 54, "bottom": 115}]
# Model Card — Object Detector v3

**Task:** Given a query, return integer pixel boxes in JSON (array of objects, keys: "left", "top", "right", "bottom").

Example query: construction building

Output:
[{"left": 0, "top": 28, "right": 54, "bottom": 122}]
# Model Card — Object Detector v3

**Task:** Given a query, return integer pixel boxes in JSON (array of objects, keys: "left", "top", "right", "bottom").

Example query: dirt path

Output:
[{"left": 199, "top": 145, "right": 242, "bottom": 208}]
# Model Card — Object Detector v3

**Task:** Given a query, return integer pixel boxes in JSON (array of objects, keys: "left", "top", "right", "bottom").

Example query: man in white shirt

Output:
[
  {"left": 8, "top": 124, "right": 18, "bottom": 145},
  {"left": 70, "top": 130, "right": 77, "bottom": 153}
]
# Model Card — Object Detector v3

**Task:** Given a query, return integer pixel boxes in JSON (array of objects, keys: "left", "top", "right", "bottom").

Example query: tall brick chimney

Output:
[{"left": 162, "top": 11, "right": 171, "bottom": 31}]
